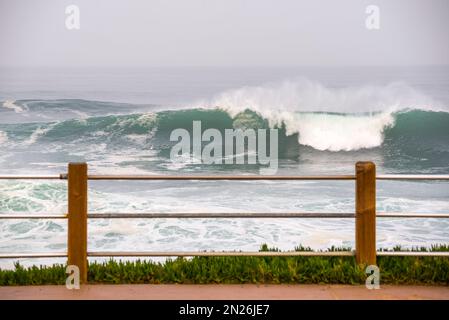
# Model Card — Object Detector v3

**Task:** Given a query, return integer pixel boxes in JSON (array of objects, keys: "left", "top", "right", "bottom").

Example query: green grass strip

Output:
[{"left": 1, "top": 244, "right": 448, "bottom": 286}]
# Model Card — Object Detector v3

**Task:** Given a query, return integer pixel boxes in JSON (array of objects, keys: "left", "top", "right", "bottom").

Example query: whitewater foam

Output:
[
  {"left": 208, "top": 80, "right": 439, "bottom": 114},
  {"left": 2, "top": 100, "right": 25, "bottom": 113},
  {"left": 289, "top": 112, "right": 395, "bottom": 151},
  {"left": 0, "top": 131, "right": 7, "bottom": 144},
  {"left": 196, "top": 79, "right": 440, "bottom": 151},
  {"left": 24, "top": 125, "right": 55, "bottom": 145}
]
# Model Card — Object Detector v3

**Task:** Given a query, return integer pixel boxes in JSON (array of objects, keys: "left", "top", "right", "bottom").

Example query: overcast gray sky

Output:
[{"left": 1, "top": 0, "right": 448, "bottom": 68}]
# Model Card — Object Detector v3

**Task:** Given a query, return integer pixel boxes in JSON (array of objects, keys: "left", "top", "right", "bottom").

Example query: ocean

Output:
[{"left": 0, "top": 66, "right": 448, "bottom": 268}]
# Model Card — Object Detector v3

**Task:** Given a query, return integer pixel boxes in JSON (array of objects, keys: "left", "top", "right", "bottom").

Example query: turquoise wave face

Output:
[{"left": 382, "top": 110, "right": 449, "bottom": 171}]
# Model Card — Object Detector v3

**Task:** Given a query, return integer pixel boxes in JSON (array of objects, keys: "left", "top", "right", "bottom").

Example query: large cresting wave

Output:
[
  {"left": 1, "top": 107, "right": 449, "bottom": 155},
  {"left": 1, "top": 80, "right": 447, "bottom": 154}
]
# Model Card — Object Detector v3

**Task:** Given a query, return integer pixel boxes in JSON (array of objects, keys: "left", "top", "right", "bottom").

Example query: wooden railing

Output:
[{"left": 1, "top": 161, "right": 449, "bottom": 283}]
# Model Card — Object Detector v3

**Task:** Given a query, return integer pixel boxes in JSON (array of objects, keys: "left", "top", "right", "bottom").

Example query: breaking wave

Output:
[
  {"left": 1, "top": 107, "right": 448, "bottom": 154},
  {"left": 1, "top": 80, "right": 447, "bottom": 153}
]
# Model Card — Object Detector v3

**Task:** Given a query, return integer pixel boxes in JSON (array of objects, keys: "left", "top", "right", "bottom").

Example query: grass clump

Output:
[{"left": 0, "top": 244, "right": 448, "bottom": 286}]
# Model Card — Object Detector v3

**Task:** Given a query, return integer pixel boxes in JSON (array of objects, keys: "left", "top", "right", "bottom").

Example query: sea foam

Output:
[
  {"left": 2, "top": 100, "right": 25, "bottom": 113},
  {"left": 0, "top": 131, "right": 7, "bottom": 144},
  {"left": 200, "top": 79, "right": 440, "bottom": 151}
]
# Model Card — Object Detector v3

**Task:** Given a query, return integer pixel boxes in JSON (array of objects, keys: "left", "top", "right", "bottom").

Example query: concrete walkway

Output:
[{"left": 1, "top": 284, "right": 448, "bottom": 300}]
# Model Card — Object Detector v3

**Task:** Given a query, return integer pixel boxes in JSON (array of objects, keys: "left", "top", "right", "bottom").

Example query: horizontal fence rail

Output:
[
  {"left": 0, "top": 162, "right": 448, "bottom": 283},
  {"left": 87, "top": 174, "right": 449, "bottom": 181},
  {"left": 0, "top": 253, "right": 68, "bottom": 259},
  {"left": 0, "top": 214, "right": 67, "bottom": 219},
  {"left": 376, "top": 174, "right": 449, "bottom": 180},
  {"left": 2, "top": 213, "right": 449, "bottom": 219},
  {"left": 2, "top": 174, "right": 449, "bottom": 181},
  {"left": 87, "top": 251, "right": 356, "bottom": 257},
  {"left": 0, "top": 175, "right": 64, "bottom": 180},
  {"left": 87, "top": 212, "right": 356, "bottom": 218},
  {"left": 376, "top": 251, "right": 449, "bottom": 257},
  {"left": 4, "top": 250, "right": 449, "bottom": 259},
  {"left": 86, "top": 175, "right": 357, "bottom": 180},
  {"left": 3, "top": 251, "right": 449, "bottom": 259},
  {"left": 88, "top": 251, "right": 449, "bottom": 257},
  {"left": 376, "top": 213, "right": 449, "bottom": 218}
]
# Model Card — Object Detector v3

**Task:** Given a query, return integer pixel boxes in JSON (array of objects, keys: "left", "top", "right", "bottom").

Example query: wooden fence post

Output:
[
  {"left": 67, "top": 162, "right": 88, "bottom": 283},
  {"left": 355, "top": 161, "right": 376, "bottom": 265}
]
